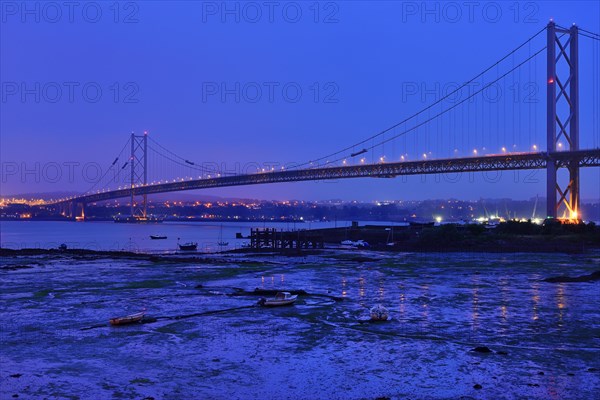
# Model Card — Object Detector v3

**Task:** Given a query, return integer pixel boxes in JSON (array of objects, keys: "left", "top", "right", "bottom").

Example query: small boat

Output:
[
  {"left": 258, "top": 292, "right": 298, "bottom": 307},
  {"left": 340, "top": 239, "right": 370, "bottom": 248},
  {"left": 177, "top": 238, "right": 198, "bottom": 251},
  {"left": 370, "top": 304, "right": 389, "bottom": 321},
  {"left": 109, "top": 310, "right": 146, "bottom": 326},
  {"left": 178, "top": 242, "right": 198, "bottom": 251},
  {"left": 217, "top": 225, "right": 228, "bottom": 246},
  {"left": 150, "top": 235, "right": 167, "bottom": 240}
]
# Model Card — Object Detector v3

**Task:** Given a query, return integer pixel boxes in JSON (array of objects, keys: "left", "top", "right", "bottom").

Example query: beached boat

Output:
[
  {"left": 109, "top": 310, "right": 146, "bottom": 326},
  {"left": 150, "top": 235, "right": 167, "bottom": 240},
  {"left": 258, "top": 292, "right": 298, "bottom": 307},
  {"left": 370, "top": 304, "right": 389, "bottom": 321},
  {"left": 340, "top": 239, "right": 370, "bottom": 248}
]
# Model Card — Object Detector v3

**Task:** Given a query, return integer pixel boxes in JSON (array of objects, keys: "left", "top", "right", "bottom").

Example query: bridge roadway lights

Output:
[{"left": 46, "top": 150, "right": 600, "bottom": 210}]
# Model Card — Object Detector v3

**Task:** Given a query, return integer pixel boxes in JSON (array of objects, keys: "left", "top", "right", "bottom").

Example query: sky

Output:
[{"left": 1, "top": 1, "right": 599, "bottom": 202}]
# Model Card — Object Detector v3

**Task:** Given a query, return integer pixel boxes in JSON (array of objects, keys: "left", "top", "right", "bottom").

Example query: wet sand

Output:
[{"left": 1, "top": 250, "right": 599, "bottom": 399}]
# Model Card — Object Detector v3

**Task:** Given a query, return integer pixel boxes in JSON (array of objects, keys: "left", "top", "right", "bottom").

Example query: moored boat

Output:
[
  {"left": 178, "top": 242, "right": 198, "bottom": 251},
  {"left": 258, "top": 291, "right": 298, "bottom": 307},
  {"left": 150, "top": 235, "right": 167, "bottom": 240},
  {"left": 217, "top": 225, "right": 228, "bottom": 246},
  {"left": 109, "top": 310, "right": 146, "bottom": 326}
]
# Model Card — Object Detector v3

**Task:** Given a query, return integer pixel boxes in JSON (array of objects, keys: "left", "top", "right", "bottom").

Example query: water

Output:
[
  {"left": 1, "top": 224, "right": 599, "bottom": 399},
  {"left": 0, "top": 220, "right": 380, "bottom": 253}
]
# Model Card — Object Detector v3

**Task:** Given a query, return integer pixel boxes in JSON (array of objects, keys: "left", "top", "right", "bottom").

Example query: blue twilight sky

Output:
[{"left": 1, "top": 1, "right": 599, "bottom": 202}]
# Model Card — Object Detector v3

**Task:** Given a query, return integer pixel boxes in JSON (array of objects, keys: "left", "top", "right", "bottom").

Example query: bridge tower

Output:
[
  {"left": 546, "top": 20, "right": 580, "bottom": 220},
  {"left": 129, "top": 132, "right": 148, "bottom": 218}
]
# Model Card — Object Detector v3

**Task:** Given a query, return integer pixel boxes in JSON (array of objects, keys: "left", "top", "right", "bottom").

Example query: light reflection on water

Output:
[
  {"left": 531, "top": 281, "right": 540, "bottom": 321},
  {"left": 556, "top": 283, "right": 565, "bottom": 326},
  {"left": 255, "top": 251, "right": 600, "bottom": 350},
  {"left": 470, "top": 276, "right": 479, "bottom": 334}
]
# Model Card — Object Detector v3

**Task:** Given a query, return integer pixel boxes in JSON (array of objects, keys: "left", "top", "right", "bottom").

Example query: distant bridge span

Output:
[{"left": 51, "top": 150, "right": 600, "bottom": 206}]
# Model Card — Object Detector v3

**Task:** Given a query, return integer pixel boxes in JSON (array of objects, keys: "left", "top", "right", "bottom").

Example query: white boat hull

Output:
[{"left": 259, "top": 292, "right": 298, "bottom": 307}]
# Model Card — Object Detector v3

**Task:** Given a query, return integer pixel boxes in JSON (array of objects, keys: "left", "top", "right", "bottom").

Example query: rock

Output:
[
  {"left": 349, "top": 256, "right": 381, "bottom": 263},
  {"left": 496, "top": 350, "right": 508, "bottom": 355},
  {"left": 543, "top": 270, "right": 600, "bottom": 283},
  {"left": 537, "top": 371, "right": 545, "bottom": 375},
  {"left": 472, "top": 346, "right": 492, "bottom": 353},
  {"left": 567, "top": 373, "right": 575, "bottom": 376},
  {"left": 587, "top": 368, "right": 598, "bottom": 372},
  {"left": 370, "top": 305, "right": 389, "bottom": 321},
  {"left": 12, "top": 395, "right": 18, "bottom": 398},
  {"left": 473, "top": 384, "right": 482, "bottom": 389},
  {"left": 9, "top": 374, "right": 22, "bottom": 378},
  {"left": 1, "top": 265, "right": 33, "bottom": 271}
]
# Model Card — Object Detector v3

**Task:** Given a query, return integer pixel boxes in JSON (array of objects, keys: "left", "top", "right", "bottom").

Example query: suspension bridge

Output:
[{"left": 49, "top": 21, "right": 600, "bottom": 222}]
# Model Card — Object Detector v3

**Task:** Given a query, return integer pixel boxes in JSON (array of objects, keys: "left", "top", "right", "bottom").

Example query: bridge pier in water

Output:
[{"left": 58, "top": 201, "right": 86, "bottom": 221}]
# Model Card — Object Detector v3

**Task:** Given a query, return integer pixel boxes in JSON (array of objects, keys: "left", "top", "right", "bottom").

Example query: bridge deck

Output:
[{"left": 51, "top": 150, "right": 600, "bottom": 205}]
